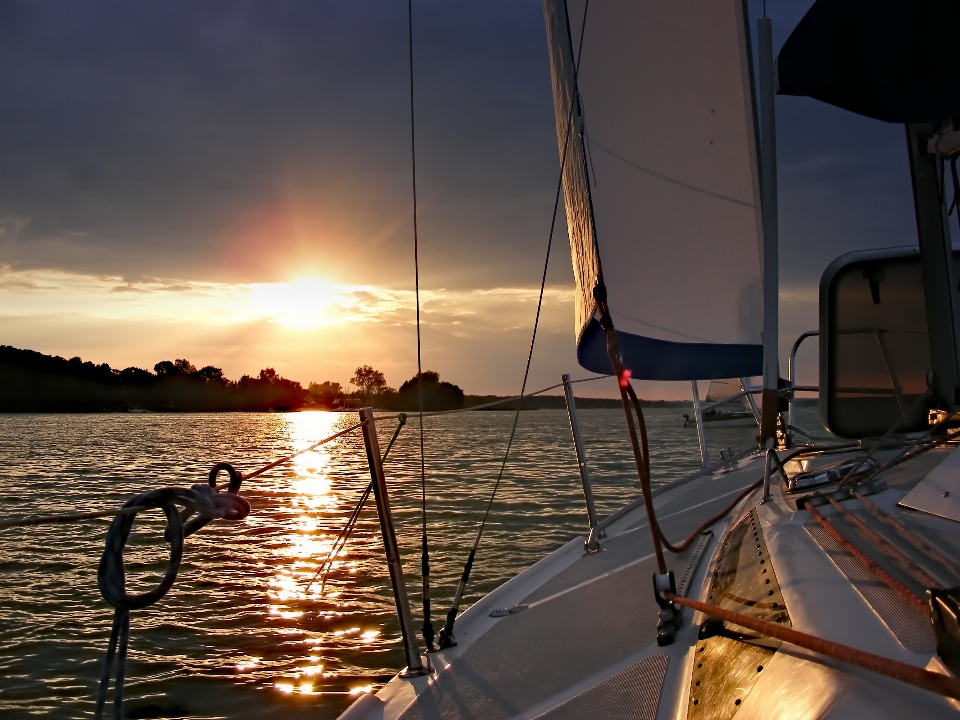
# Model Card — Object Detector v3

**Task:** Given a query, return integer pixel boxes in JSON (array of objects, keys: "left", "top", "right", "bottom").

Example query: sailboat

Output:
[
  {"left": 683, "top": 379, "right": 757, "bottom": 428},
  {"left": 339, "top": 1, "right": 960, "bottom": 718}
]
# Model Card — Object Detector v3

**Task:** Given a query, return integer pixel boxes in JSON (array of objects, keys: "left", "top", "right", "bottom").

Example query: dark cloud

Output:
[
  {"left": 0, "top": 0, "right": 559, "bottom": 287},
  {"left": 0, "top": 0, "right": 930, "bottom": 332}
]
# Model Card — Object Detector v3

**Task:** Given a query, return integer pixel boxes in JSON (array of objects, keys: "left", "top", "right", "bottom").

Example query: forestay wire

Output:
[
  {"left": 435, "top": 0, "right": 593, "bottom": 650},
  {"left": 406, "top": 0, "right": 436, "bottom": 654}
]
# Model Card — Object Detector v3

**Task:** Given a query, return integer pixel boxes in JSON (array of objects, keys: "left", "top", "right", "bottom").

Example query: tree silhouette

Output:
[
  {"left": 174, "top": 359, "right": 197, "bottom": 375},
  {"left": 154, "top": 360, "right": 177, "bottom": 376},
  {"left": 197, "top": 365, "right": 226, "bottom": 384},
  {"left": 155, "top": 359, "right": 197, "bottom": 376},
  {"left": 351, "top": 365, "right": 389, "bottom": 395},
  {"left": 399, "top": 370, "right": 440, "bottom": 392},
  {"left": 259, "top": 368, "right": 278, "bottom": 382}
]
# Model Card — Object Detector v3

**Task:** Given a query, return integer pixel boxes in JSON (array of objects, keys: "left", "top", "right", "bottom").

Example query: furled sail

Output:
[{"left": 543, "top": 0, "right": 765, "bottom": 380}]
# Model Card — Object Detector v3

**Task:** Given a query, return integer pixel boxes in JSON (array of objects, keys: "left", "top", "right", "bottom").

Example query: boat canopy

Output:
[
  {"left": 544, "top": 0, "right": 765, "bottom": 380},
  {"left": 777, "top": 0, "right": 960, "bottom": 124}
]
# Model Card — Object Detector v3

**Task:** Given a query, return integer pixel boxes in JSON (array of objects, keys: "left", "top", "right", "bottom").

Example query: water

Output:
[{"left": 0, "top": 407, "right": 816, "bottom": 718}]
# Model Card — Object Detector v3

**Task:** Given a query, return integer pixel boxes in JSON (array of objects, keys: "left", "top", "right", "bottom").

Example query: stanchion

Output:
[
  {"left": 360, "top": 407, "right": 430, "bottom": 677},
  {"left": 562, "top": 374, "right": 601, "bottom": 552}
]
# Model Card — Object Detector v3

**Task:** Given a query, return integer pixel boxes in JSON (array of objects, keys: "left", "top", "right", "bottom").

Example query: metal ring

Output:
[{"left": 208, "top": 462, "right": 243, "bottom": 494}]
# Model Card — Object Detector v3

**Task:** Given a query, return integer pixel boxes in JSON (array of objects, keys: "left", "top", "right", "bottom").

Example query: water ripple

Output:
[{"left": 0, "top": 407, "right": 797, "bottom": 717}]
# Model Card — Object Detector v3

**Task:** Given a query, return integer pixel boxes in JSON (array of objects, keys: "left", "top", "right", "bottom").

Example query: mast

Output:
[
  {"left": 905, "top": 123, "right": 960, "bottom": 411},
  {"left": 757, "top": 16, "right": 780, "bottom": 444}
]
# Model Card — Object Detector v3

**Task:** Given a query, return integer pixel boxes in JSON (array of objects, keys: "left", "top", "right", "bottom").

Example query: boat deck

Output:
[{"left": 341, "top": 444, "right": 960, "bottom": 720}]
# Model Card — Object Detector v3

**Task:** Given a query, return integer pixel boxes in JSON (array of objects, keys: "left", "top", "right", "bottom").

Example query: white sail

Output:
[{"left": 544, "top": 0, "right": 765, "bottom": 380}]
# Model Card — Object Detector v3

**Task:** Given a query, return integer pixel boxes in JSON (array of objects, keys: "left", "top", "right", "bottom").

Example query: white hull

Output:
[{"left": 340, "top": 443, "right": 960, "bottom": 719}]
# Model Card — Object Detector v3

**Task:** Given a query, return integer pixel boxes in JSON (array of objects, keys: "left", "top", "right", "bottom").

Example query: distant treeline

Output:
[
  {"left": 309, "top": 367, "right": 468, "bottom": 412},
  {"left": 311, "top": 365, "right": 691, "bottom": 412},
  {"left": 0, "top": 346, "right": 306, "bottom": 412},
  {"left": 0, "top": 348, "right": 692, "bottom": 413}
]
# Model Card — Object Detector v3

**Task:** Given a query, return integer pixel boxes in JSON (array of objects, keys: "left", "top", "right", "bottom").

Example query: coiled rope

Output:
[
  {"left": 94, "top": 464, "right": 250, "bottom": 720},
  {"left": 0, "top": 416, "right": 393, "bottom": 718}
]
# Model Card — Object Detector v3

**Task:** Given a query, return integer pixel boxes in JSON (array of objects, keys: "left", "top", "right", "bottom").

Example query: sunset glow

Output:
[{"left": 249, "top": 278, "right": 405, "bottom": 330}]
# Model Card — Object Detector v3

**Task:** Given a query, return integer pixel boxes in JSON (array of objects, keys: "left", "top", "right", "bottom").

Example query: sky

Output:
[{"left": 0, "top": 1, "right": 929, "bottom": 398}]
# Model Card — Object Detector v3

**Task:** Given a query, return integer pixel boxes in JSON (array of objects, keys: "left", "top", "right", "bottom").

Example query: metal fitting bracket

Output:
[{"left": 652, "top": 571, "right": 682, "bottom": 646}]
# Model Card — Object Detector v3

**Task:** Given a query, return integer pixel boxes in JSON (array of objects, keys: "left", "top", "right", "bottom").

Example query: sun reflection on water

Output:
[
  {"left": 267, "top": 412, "right": 342, "bottom": 609},
  {"left": 265, "top": 411, "right": 383, "bottom": 694}
]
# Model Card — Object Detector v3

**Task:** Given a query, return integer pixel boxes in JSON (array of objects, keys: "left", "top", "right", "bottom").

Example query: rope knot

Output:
[{"left": 94, "top": 463, "right": 248, "bottom": 720}]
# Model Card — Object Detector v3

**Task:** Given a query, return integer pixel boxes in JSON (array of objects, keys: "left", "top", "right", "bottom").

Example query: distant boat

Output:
[{"left": 683, "top": 378, "right": 758, "bottom": 427}]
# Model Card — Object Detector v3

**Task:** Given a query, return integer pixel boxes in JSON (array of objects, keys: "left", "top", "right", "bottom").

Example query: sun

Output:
[{"left": 251, "top": 278, "right": 339, "bottom": 330}]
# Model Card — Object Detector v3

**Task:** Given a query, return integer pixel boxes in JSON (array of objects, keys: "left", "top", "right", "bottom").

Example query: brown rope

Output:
[
  {"left": 664, "top": 478, "right": 764, "bottom": 553},
  {"left": 669, "top": 593, "right": 960, "bottom": 701},
  {"left": 824, "top": 495, "right": 944, "bottom": 588},
  {"left": 853, "top": 490, "right": 960, "bottom": 581},
  {"left": 804, "top": 500, "right": 928, "bottom": 616},
  {"left": 595, "top": 289, "right": 785, "bottom": 569}
]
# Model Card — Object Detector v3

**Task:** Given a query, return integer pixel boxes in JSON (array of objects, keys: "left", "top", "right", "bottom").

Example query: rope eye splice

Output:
[{"left": 94, "top": 463, "right": 250, "bottom": 720}]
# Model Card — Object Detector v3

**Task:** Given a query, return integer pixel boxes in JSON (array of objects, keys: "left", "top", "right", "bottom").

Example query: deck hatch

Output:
[{"left": 687, "top": 508, "right": 791, "bottom": 720}]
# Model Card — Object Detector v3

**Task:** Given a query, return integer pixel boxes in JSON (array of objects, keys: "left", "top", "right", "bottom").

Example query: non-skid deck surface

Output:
[
  {"left": 536, "top": 653, "right": 668, "bottom": 720},
  {"left": 805, "top": 522, "right": 935, "bottom": 653},
  {"left": 398, "top": 553, "right": 661, "bottom": 720},
  {"left": 526, "top": 468, "right": 760, "bottom": 604}
]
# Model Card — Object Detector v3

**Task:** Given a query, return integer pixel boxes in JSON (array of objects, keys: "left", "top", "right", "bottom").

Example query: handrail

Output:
[
  {"left": 359, "top": 408, "right": 429, "bottom": 678},
  {"left": 561, "top": 374, "right": 601, "bottom": 552},
  {"left": 741, "top": 377, "right": 762, "bottom": 425},
  {"left": 788, "top": 330, "right": 819, "bottom": 442}
]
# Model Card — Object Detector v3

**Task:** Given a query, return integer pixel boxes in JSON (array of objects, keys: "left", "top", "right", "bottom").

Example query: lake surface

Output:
[{"left": 0, "top": 405, "right": 820, "bottom": 718}]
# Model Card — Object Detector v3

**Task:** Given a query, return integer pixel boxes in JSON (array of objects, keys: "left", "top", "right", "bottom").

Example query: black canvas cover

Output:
[{"left": 777, "top": 0, "right": 960, "bottom": 124}]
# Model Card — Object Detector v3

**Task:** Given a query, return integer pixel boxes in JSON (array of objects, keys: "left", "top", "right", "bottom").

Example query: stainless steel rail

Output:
[
  {"left": 359, "top": 407, "right": 430, "bottom": 678},
  {"left": 690, "top": 380, "right": 710, "bottom": 468},
  {"left": 562, "top": 374, "right": 601, "bottom": 552},
  {"left": 787, "top": 330, "right": 819, "bottom": 442},
  {"left": 698, "top": 386, "right": 758, "bottom": 413}
]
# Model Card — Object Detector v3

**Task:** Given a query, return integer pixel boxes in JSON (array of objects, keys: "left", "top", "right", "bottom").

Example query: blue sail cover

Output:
[
  {"left": 543, "top": 1, "right": 765, "bottom": 382},
  {"left": 578, "top": 319, "right": 763, "bottom": 380},
  {"left": 777, "top": 0, "right": 960, "bottom": 124}
]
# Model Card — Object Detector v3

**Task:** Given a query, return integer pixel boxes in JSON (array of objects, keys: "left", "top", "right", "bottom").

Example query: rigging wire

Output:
[
  {"left": 435, "top": 0, "right": 592, "bottom": 650},
  {"left": 303, "top": 414, "right": 407, "bottom": 594},
  {"left": 417, "top": 374, "right": 606, "bottom": 417},
  {"left": 407, "top": 0, "right": 435, "bottom": 653},
  {"left": 0, "top": 420, "right": 395, "bottom": 531}
]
